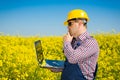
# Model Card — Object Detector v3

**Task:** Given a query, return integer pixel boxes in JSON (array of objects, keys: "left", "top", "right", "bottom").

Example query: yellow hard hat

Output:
[{"left": 64, "top": 9, "right": 89, "bottom": 26}]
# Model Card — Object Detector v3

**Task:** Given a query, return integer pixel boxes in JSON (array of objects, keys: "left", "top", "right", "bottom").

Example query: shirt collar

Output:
[{"left": 76, "top": 31, "right": 90, "bottom": 41}]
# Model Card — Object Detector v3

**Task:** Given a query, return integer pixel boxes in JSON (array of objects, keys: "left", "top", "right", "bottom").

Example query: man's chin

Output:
[
  {"left": 69, "top": 32, "right": 73, "bottom": 36},
  {"left": 70, "top": 33, "right": 73, "bottom": 36}
]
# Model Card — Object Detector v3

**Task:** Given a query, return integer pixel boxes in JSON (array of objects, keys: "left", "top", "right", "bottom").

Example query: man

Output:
[{"left": 51, "top": 9, "right": 99, "bottom": 80}]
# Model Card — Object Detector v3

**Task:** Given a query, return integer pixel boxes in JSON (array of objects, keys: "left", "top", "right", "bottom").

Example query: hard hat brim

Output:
[{"left": 64, "top": 21, "right": 68, "bottom": 26}]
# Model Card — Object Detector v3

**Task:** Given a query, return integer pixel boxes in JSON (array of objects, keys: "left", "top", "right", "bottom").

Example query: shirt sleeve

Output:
[{"left": 63, "top": 39, "right": 99, "bottom": 64}]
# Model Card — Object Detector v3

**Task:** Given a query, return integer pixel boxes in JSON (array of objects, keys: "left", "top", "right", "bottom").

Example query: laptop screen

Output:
[{"left": 34, "top": 40, "right": 44, "bottom": 64}]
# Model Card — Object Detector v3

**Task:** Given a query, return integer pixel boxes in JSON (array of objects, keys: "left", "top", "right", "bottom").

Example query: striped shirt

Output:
[{"left": 63, "top": 31, "right": 99, "bottom": 80}]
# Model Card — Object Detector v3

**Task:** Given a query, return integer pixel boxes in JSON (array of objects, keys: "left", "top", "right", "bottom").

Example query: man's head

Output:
[{"left": 64, "top": 9, "right": 89, "bottom": 37}]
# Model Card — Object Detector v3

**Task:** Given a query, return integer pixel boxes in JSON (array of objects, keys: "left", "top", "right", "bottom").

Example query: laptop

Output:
[{"left": 34, "top": 40, "right": 64, "bottom": 69}]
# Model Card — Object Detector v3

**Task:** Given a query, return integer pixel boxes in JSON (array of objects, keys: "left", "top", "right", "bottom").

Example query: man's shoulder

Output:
[{"left": 83, "top": 35, "right": 98, "bottom": 45}]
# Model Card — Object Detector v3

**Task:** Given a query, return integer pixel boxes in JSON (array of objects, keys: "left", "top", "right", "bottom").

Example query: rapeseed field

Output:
[{"left": 0, "top": 33, "right": 120, "bottom": 80}]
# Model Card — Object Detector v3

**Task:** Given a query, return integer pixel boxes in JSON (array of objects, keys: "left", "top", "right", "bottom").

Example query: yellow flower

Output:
[
  {"left": 41, "top": 60, "right": 46, "bottom": 67},
  {"left": 0, "top": 60, "right": 2, "bottom": 66}
]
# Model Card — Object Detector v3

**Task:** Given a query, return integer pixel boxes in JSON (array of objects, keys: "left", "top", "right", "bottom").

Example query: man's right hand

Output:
[{"left": 63, "top": 32, "right": 73, "bottom": 42}]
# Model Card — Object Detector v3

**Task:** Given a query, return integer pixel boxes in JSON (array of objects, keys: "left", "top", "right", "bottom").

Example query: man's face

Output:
[{"left": 67, "top": 20, "right": 79, "bottom": 36}]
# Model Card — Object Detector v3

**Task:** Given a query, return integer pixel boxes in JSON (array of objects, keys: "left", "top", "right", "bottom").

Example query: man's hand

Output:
[{"left": 63, "top": 32, "right": 73, "bottom": 42}]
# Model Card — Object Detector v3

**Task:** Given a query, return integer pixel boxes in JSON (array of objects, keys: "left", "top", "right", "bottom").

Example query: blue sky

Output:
[{"left": 0, "top": 0, "right": 120, "bottom": 36}]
